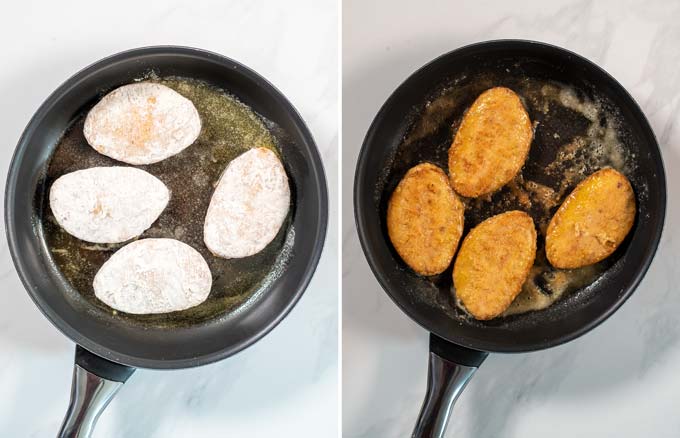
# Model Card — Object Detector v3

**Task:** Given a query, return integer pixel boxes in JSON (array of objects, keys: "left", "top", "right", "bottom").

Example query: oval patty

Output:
[
  {"left": 84, "top": 82, "right": 201, "bottom": 165},
  {"left": 448, "top": 87, "right": 533, "bottom": 197},
  {"left": 204, "top": 147, "right": 290, "bottom": 259},
  {"left": 453, "top": 211, "right": 537, "bottom": 320},
  {"left": 49, "top": 167, "right": 169, "bottom": 243},
  {"left": 387, "top": 163, "right": 465, "bottom": 276},
  {"left": 546, "top": 168, "right": 636, "bottom": 269},
  {"left": 93, "top": 238, "right": 212, "bottom": 314}
]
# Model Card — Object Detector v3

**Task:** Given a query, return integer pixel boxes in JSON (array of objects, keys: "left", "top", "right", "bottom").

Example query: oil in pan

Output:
[
  {"left": 43, "top": 75, "right": 294, "bottom": 327},
  {"left": 379, "top": 69, "right": 635, "bottom": 321}
]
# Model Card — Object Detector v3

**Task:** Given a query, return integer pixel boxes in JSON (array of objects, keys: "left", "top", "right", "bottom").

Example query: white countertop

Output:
[
  {"left": 0, "top": 1, "right": 338, "bottom": 437},
  {"left": 342, "top": 0, "right": 680, "bottom": 437}
]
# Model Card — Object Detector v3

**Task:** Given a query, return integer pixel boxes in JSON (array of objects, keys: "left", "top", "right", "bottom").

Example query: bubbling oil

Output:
[
  {"left": 43, "top": 76, "right": 291, "bottom": 327},
  {"left": 388, "top": 72, "right": 632, "bottom": 318}
]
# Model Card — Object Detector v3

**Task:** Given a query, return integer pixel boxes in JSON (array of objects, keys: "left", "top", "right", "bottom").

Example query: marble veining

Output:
[
  {"left": 0, "top": 0, "right": 337, "bottom": 437},
  {"left": 343, "top": 0, "right": 680, "bottom": 436}
]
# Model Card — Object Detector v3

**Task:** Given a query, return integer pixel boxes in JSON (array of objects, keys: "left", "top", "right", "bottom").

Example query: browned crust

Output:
[
  {"left": 546, "top": 168, "right": 636, "bottom": 269},
  {"left": 453, "top": 211, "right": 537, "bottom": 320},
  {"left": 387, "top": 163, "right": 465, "bottom": 276},
  {"left": 448, "top": 87, "right": 533, "bottom": 198}
]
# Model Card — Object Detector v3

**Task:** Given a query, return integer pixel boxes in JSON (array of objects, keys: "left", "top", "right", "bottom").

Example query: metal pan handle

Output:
[
  {"left": 58, "top": 345, "right": 136, "bottom": 438},
  {"left": 412, "top": 333, "right": 488, "bottom": 438}
]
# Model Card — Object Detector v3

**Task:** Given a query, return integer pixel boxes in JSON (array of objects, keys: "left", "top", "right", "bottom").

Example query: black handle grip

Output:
[
  {"left": 429, "top": 334, "right": 488, "bottom": 367},
  {"left": 75, "top": 345, "right": 135, "bottom": 382}
]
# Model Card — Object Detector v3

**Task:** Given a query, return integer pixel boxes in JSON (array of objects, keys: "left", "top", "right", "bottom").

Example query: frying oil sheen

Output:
[{"left": 43, "top": 76, "right": 291, "bottom": 327}]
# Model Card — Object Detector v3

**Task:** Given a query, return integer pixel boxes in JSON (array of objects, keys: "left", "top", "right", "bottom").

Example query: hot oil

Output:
[
  {"left": 384, "top": 72, "right": 632, "bottom": 319},
  {"left": 43, "top": 76, "right": 292, "bottom": 327}
]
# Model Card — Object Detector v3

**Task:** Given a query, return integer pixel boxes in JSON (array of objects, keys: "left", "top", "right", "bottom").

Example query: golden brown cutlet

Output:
[
  {"left": 546, "top": 168, "right": 635, "bottom": 269},
  {"left": 387, "top": 163, "right": 465, "bottom": 276},
  {"left": 448, "top": 87, "right": 532, "bottom": 198},
  {"left": 453, "top": 210, "right": 537, "bottom": 320}
]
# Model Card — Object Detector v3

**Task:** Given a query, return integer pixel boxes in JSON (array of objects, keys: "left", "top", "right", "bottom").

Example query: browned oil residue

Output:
[{"left": 384, "top": 72, "right": 630, "bottom": 318}]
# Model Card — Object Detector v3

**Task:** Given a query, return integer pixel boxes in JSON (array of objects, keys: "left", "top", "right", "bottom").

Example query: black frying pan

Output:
[
  {"left": 354, "top": 40, "right": 665, "bottom": 437},
  {"left": 5, "top": 46, "right": 328, "bottom": 437}
]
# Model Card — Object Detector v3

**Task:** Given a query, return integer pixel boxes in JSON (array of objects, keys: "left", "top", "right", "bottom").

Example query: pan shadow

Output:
[{"left": 343, "top": 37, "right": 680, "bottom": 437}]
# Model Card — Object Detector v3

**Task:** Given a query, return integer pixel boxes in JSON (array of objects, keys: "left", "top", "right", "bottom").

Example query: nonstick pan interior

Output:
[
  {"left": 43, "top": 75, "right": 291, "bottom": 328},
  {"left": 6, "top": 47, "right": 328, "bottom": 368},
  {"left": 355, "top": 40, "right": 665, "bottom": 353}
]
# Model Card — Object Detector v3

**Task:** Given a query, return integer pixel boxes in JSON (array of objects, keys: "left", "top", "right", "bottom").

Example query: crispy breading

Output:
[
  {"left": 453, "top": 211, "right": 537, "bottom": 320},
  {"left": 546, "top": 168, "right": 635, "bottom": 269},
  {"left": 448, "top": 87, "right": 533, "bottom": 197},
  {"left": 387, "top": 163, "right": 465, "bottom": 276}
]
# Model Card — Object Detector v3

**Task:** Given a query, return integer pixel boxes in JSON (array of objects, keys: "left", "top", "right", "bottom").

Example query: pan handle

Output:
[
  {"left": 412, "top": 333, "right": 488, "bottom": 438},
  {"left": 57, "top": 345, "right": 136, "bottom": 438}
]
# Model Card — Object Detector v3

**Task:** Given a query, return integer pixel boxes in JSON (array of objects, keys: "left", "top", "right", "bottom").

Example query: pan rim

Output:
[
  {"left": 354, "top": 38, "right": 667, "bottom": 353},
  {"left": 5, "top": 45, "right": 329, "bottom": 369}
]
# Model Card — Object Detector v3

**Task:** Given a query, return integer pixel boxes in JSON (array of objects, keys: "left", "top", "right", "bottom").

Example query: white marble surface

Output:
[
  {"left": 343, "top": 0, "right": 680, "bottom": 436},
  {"left": 0, "top": 1, "right": 337, "bottom": 437}
]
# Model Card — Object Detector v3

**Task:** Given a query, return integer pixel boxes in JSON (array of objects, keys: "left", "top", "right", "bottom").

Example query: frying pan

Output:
[
  {"left": 354, "top": 40, "right": 666, "bottom": 437},
  {"left": 5, "top": 46, "right": 328, "bottom": 437}
]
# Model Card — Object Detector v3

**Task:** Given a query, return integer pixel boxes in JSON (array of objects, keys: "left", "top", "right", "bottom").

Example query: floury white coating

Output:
[
  {"left": 84, "top": 82, "right": 201, "bottom": 165},
  {"left": 204, "top": 147, "right": 290, "bottom": 258},
  {"left": 93, "top": 238, "right": 212, "bottom": 314},
  {"left": 49, "top": 167, "right": 170, "bottom": 244}
]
